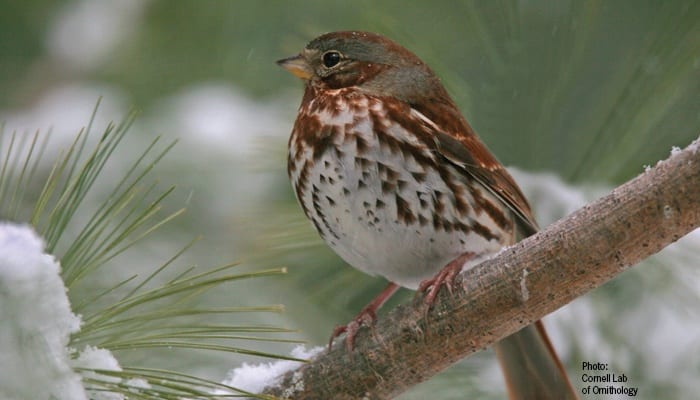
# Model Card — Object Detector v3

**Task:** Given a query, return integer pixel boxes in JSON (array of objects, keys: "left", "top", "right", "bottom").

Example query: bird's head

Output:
[{"left": 277, "top": 31, "right": 445, "bottom": 103}]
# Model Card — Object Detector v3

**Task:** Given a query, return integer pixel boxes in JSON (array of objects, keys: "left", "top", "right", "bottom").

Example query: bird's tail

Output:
[{"left": 493, "top": 320, "right": 578, "bottom": 400}]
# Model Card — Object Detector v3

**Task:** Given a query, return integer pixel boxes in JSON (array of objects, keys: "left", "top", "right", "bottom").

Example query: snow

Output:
[
  {"left": 0, "top": 223, "right": 128, "bottom": 400},
  {"left": 72, "top": 346, "right": 131, "bottom": 400},
  {"left": 0, "top": 223, "right": 86, "bottom": 400},
  {"left": 215, "top": 345, "right": 324, "bottom": 397},
  {"left": 690, "top": 138, "right": 700, "bottom": 154}
]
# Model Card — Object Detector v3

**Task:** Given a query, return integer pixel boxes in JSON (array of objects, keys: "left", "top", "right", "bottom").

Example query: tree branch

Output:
[{"left": 264, "top": 138, "right": 700, "bottom": 400}]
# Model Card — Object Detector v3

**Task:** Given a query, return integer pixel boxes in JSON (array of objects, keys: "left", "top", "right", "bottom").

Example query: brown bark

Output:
[{"left": 263, "top": 138, "right": 700, "bottom": 399}]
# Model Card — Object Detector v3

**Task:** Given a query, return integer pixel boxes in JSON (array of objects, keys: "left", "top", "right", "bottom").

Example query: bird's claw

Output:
[
  {"left": 417, "top": 252, "right": 475, "bottom": 307},
  {"left": 328, "top": 307, "right": 377, "bottom": 352}
]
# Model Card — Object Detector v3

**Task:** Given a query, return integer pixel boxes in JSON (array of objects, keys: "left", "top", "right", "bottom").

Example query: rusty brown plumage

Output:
[{"left": 278, "top": 31, "right": 577, "bottom": 399}]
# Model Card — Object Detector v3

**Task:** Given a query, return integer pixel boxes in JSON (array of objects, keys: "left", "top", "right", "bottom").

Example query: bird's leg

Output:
[
  {"left": 417, "top": 252, "right": 475, "bottom": 306},
  {"left": 329, "top": 282, "right": 400, "bottom": 351}
]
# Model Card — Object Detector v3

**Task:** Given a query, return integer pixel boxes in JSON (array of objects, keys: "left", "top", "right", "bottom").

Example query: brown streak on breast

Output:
[
  {"left": 370, "top": 116, "right": 436, "bottom": 170},
  {"left": 433, "top": 191, "right": 445, "bottom": 215},
  {"left": 313, "top": 125, "right": 340, "bottom": 161},
  {"left": 356, "top": 135, "right": 370, "bottom": 155},
  {"left": 295, "top": 112, "right": 322, "bottom": 147},
  {"left": 348, "top": 93, "right": 368, "bottom": 114},
  {"left": 311, "top": 91, "right": 334, "bottom": 114},
  {"left": 287, "top": 150, "right": 297, "bottom": 178},
  {"left": 294, "top": 159, "right": 312, "bottom": 217},
  {"left": 311, "top": 184, "right": 339, "bottom": 240},
  {"left": 471, "top": 220, "right": 499, "bottom": 242},
  {"left": 381, "top": 181, "right": 396, "bottom": 195},
  {"left": 395, "top": 194, "right": 416, "bottom": 224},
  {"left": 432, "top": 162, "right": 472, "bottom": 217}
]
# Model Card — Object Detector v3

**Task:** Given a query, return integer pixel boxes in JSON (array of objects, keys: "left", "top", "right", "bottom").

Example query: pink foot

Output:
[
  {"left": 418, "top": 252, "right": 475, "bottom": 306},
  {"left": 328, "top": 307, "right": 376, "bottom": 352},
  {"left": 329, "top": 282, "right": 400, "bottom": 351}
]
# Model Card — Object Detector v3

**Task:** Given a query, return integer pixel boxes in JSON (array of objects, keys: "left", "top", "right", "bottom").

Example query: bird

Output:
[{"left": 277, "top": 30, "right": 577, "bottom": 400}]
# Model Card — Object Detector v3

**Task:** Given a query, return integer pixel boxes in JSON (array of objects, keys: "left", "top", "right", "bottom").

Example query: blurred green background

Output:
[{"left": 2, "top": 1, "right": 699, "bottom": 399}]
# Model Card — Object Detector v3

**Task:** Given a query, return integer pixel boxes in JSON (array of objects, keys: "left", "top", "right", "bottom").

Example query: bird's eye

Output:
[{"left": 322, "top": 51, "right": 342, "bottom": 68}]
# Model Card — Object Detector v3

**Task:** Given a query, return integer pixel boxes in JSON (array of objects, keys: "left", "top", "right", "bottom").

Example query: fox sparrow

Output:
[{"left": 278, "top": 31, "right": 577, "bottom": 399}]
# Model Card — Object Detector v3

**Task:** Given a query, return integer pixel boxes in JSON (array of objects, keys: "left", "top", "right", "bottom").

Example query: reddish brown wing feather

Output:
[{"left": 412, "top": 100, "right": 539, "bottom": 236}]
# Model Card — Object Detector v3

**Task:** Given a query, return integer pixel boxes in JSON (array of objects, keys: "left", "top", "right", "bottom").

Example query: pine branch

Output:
[{"left": 262, "top": 137, "right": 700, "bottom": 399}]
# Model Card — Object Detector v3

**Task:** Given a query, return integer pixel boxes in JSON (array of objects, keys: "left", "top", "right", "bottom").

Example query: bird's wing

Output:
[{"left": 409, "top": 104, "right": 539, "bottom": 236}]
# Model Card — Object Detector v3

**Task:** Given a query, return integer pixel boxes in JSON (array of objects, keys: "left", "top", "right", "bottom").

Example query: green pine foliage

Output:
[{"left": 0, "top": 106, "right": 295, "bottom": 399}]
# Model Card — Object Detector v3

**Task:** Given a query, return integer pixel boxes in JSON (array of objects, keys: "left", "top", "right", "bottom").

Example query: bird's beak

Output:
[{"left": 276, "top": 54, "right": 313, "bottom": 80}]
